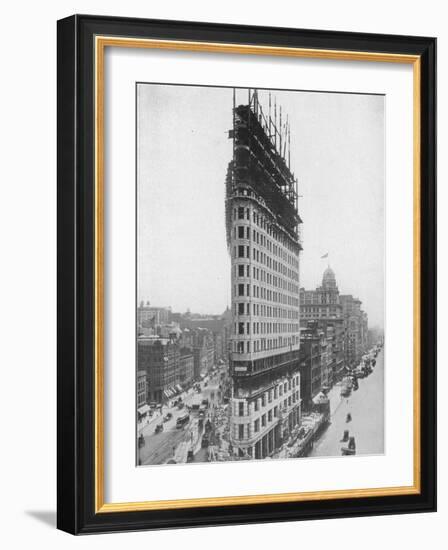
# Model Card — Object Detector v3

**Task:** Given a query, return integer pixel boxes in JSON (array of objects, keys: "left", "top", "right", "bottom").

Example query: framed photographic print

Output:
[{"left": 57, "top": 15, "right": 436, "bottom": 534}]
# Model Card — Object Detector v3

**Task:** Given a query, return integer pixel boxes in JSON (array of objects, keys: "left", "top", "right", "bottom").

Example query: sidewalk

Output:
[
  {"left": 138, "top": 410, "right": 163, "bottom": 435},
  {"left": 326, "top": 381, "right": 345, "bottom": 418}
]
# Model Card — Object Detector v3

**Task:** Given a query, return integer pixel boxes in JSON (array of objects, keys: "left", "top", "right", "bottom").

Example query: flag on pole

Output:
[{"left": 321, "top": 253, "right": 329, "bottom": 259}]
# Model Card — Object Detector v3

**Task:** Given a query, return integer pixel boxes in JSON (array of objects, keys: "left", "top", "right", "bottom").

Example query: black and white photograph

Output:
[
  {"left": 136, "top": 83, "right": 385, "bottom": 466},
  {"left": 0, "top": 1, "right": 439, "bottom": 542}
]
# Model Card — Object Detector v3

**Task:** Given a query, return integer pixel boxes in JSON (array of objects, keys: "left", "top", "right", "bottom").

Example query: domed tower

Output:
[
  {"left": 318, "top": 266, "right": 340, "bottom": 307},
  {"left": 322, "top": 266, "right": 337, "bottom": 291}
]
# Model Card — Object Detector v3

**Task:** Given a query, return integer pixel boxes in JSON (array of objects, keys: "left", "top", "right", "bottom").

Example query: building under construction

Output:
[{"left": 226, "top": 89, "right": 303, "bottom": 459}]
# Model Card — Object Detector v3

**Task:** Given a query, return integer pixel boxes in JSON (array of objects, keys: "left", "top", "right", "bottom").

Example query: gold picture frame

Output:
[{"left": 58, "top": 15, "right": 436, "bottom": 534}]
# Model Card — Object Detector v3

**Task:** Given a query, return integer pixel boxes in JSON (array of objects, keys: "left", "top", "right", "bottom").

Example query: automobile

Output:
[
  {"left": 177, "top": 401, "right": 185, "bottom": 410},
  {"left": 154, "top": 424, "right": 164, "bottom": 434},
  {"left": 176, "top": 412, "right": 190, "bottom": 428},
  {"left": 163, "top": 412, "right": 172, "bottom": 422},
  {"left": 201, "top": 399, "right": 209, "bottom": 407},
  {"left": 204, "top": 419, "right": 212, "bottom": 433}
]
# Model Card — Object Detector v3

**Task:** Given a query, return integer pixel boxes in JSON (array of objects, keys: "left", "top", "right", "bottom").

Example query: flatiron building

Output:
[{"left": 226, "top": 90, "right": 303, "bottom": 459}]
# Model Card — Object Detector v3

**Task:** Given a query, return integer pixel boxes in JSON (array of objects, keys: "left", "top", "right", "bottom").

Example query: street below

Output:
[
  {"left": 309, "top": 348, "right": 384, "bottom": 458},
  {"left": 138, "top": 369, "right": 225, "bottom": 465}
]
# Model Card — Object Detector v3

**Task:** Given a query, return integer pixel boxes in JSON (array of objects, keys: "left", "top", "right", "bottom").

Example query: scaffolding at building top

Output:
[{"left": 226, "top": 88, "right": 301, "bottom": 242}]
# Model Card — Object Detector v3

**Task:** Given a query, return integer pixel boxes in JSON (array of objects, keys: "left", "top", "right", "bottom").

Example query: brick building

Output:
[{"left": 137, "top": 336, "right": 180, "bottom": 403}]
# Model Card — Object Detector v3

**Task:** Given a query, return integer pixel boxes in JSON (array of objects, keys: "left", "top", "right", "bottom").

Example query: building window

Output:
[
  {"left": 239, "top": 402, "right": 244, "bottom": 416},
  {"left": 238, "top": 322, "right": 244, "bottom": 335},
  {"left": 238, "top": 207, "right": 244, "bottom": 219},
  {"left": 268, "top": 410, "right": 272, "bottom": 422},
  {"left": 238, "top": 265, "right": 245, "bottom": 277},
  {"left": 238, "top": 284, "right": 244, "bottom": 296},
  {"left": 238, "top": 424, "right": 244, "bottom": 439},
  {"left": 238, "top": 303, "right": 244, "bottom": 315},
  {"left": 254, "top": 399, "right": 259, "bottom": 412},
  {"left": 238, "top": 226, "right": 245, "bottom": 238},
  {"left": 261, "top": 414, "right": 266, "bottom": 427},
  {"left": 238, "top": 245, "right": 245, "bottom": 258},
  {"left": 254, "top": 419, "right": 260, "bottom": 432}
]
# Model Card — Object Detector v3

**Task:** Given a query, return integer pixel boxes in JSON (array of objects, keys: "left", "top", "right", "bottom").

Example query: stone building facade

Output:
[
  {"left": 300, "top": 267, "right": 346, "bottom": 383},
  {"left": 137, "top": 303, "right": 171, "bottom": 332},
  {"left": 299, "top": 323, "right": 330, "bottom": 408},
  {"left": 340, "top": 294, "right": 368, "bottom": 367},
  {"left": 137, "top": 370, "right": 146, "bottom": 407},
  {"left": 178, "top": 348, "right": 194, "bottom": 387},
  {"left": 137, "top": 336, "right": 180, "bottom": 403},
  {"left": 226, "top": 92, "right": 302, "bottom": 458}
]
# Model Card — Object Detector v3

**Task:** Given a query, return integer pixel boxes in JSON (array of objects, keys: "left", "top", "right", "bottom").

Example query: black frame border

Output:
[{"left": 57, "top": 14, "right": 436, "bottom": 534}]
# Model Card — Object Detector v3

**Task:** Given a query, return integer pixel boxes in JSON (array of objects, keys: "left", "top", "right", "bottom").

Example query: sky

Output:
[{"left": 137, "top": 84, "right": 384, "bottom": 328}]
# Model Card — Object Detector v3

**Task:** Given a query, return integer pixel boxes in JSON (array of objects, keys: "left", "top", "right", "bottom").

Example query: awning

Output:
[
  {"left": 312, "top": 392, "right": 329, "bottom": 405},
  {"left": 138, "top": 404, "right": 150, "bottom": 415},
  {"left": 163, "top": 389, "right": 171, "bottom": 399}
]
